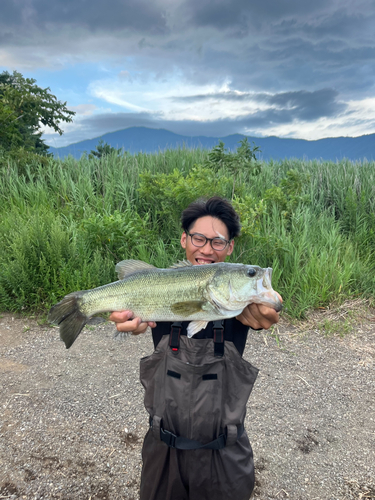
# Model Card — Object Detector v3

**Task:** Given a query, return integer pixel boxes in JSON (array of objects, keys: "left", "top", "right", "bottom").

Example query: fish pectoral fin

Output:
[
  {"left": 115, "top": 259, "right": 156, "bottom": 280},
  {"left": 187, "top": 320, "right": 208, "bottom": 338},
  {"left": 170, "top": 300, "right": 204, "bottom": 316}
]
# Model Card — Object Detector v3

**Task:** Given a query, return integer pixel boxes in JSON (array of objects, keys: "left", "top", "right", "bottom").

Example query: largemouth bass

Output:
[{"left": 48, "top": 259, "right": 282, "bottom": 349}]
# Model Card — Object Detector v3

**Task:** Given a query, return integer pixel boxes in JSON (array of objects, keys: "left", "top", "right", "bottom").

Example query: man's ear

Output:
[
  {"left": 180, "top": 232, "right": 187, "bottom": 249},
  {"left": 226, "top": 240, "right": 234, "bottom": 256}
]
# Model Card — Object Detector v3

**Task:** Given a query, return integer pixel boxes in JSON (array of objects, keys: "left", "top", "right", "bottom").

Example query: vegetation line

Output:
[{"left": 0, "top": 142, "right": 374, "bottom": 319}]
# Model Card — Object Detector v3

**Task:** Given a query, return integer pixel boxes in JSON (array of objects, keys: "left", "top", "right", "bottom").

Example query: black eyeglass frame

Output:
[{"left": 186, "top": 231, "right": 231, "bottom": 251}]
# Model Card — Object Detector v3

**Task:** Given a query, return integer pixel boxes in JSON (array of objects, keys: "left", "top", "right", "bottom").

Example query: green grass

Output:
[{"left": 0, "top": 148, "right": 374, "bottom": 318}]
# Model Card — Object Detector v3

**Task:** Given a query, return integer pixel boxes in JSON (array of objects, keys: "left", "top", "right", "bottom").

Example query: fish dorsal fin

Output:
[
  {"left": 169, "top": 259, "right": 193, "bottom": 269},
  {"left": 115, "top": 259, "right": 156, "bottom": 280}
]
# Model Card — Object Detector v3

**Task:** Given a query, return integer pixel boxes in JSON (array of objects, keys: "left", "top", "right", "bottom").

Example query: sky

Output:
[{"left": 1, "top": 0, "right": 375, "bottom": 147}]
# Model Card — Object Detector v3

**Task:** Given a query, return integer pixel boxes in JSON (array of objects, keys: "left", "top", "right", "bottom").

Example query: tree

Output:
[
  {"left": 89, "top": 139, "right": 124, "bottom": 159},
  {"left": 205, "top": 138, "right": 261, "bottom": 198},
  {"left": 0, "top": 70, "right": 75, "bottom": 154}
]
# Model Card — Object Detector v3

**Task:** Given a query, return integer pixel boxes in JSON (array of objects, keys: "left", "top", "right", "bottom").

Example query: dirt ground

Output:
[{"left": 0, "top": 302, "right": 374, "bottom": 500}]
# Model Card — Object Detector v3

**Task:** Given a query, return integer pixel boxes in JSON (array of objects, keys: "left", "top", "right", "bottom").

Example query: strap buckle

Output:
[
  {"left": 151, "top": 417, "right": 242, "bottom": 450},
  {"left": 160, "top": 428, "right": 177, "bottom": 448}
]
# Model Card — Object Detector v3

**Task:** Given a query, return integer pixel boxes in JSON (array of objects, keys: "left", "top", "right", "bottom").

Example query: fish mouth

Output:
[
  {"left": 251, "top": 292, "right": 283, "bottom": 312},
  {"left": 255, "top": 270, "right": 283, "bottom": 312},
  {"left": 272, "top": 301, "right": 283, "bottom": 313}
]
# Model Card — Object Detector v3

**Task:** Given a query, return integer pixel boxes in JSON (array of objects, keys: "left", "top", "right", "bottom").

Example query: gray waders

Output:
[{"left": 139, "top": 322, "right": 259, "bottom": 500}]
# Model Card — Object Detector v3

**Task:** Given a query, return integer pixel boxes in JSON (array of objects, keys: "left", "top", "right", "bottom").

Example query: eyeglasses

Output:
[{"left": 186, "top": 231, "right": 231, "bottom": 251}]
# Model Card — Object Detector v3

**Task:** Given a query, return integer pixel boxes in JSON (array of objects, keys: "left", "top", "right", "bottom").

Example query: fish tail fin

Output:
[{"left": 48, "top": 293, "right": 87, "bottom": 349}]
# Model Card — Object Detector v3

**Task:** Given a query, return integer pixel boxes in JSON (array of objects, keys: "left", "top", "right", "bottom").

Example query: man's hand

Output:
[
  {"left": 109, "top": 310, "right": 157, "bottom": 335},
  {"left": 236, "top": 293, "right": 283, "bottom": 330}
]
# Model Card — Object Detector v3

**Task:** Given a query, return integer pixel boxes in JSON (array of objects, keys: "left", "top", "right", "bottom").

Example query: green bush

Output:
[
  {"left": 0, "top": 146, "right": 53, "bottom": 177},
  {"left": 0, "top": 210, "right": 115, "bottom": 311},
  {"left": 81, "top": 209, "right": 156, "bottom": 261},
  {"left": 137, "top": 166, "right": 233, "bottom": 237},
  {"left": 263, "top": 169, "right": 311, "bottom": 219}
]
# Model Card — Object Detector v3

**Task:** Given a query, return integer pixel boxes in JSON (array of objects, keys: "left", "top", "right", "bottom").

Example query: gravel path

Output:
[{"left": 0, "top": 306, "right": 374, "bottom": 500}]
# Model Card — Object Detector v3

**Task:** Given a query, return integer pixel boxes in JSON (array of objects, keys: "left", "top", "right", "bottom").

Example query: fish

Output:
[{"left": 48, "top": 259, "right": 282, "bottom": 349}]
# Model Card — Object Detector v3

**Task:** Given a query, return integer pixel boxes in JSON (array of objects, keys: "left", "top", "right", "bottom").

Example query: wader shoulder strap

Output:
[
  {"left": 213, "top": 320, "right": 224, "bottom": 357},
  {"left": 169, "top": 322, "right": 182, "bottom": 353},
  {"left": 170, "top": 321, "right": 224, "bottom": 356}
]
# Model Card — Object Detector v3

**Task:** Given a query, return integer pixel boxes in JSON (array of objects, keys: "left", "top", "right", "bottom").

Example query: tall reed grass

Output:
[{"left": 0, "top": 149, "right": 374, "bottom": 318}]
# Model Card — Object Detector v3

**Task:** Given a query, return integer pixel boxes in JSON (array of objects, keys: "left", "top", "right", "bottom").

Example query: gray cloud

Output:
[
  {"left": 171, "top": 91, "right": 255, "bottom": 103},
  {"left": 0, "top": 0, "right": 22, "bottom": 25},
  {"left": 1, "top": 0, "right": 374, "bottom": 98},
  {"left": 0, "top": 31, "right": 15, "bottom": 45},
  {"left": 180, "top": 0, "right": 331, "bottom": 31},
  {"left": 280, "top": 9, "right": 373, "bottom": 40},
  {"left": 172, "top": 89, "right": 345, "bottom": 120},
  {"left": 265, "top": 89, "right": 345, "bottom": 120},
  {"left": 0, "top": 0, "right": 168, "bottom": 33}
]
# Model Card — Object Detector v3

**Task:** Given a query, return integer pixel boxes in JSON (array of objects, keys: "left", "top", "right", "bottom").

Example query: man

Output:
[{"left": 110, "top": 197, "right": 282, "bottom": 500}]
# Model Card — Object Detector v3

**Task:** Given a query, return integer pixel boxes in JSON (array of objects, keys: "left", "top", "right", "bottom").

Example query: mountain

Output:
[{"left": 48, "top": 126, "right": 375, "bottom": 161}]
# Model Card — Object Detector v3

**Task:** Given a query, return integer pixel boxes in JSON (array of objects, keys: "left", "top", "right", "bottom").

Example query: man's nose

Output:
[{"left": 200, "top": 240, "right": 214, "bottom": 253}]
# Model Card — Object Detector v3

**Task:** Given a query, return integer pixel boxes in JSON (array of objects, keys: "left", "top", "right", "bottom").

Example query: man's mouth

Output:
[{"left": 195, "top": 258, "right": 215, "bottom": 265}]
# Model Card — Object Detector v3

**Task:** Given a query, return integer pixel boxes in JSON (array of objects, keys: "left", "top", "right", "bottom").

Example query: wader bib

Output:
[{"left": 140, "top": 321, "right": 259, "bottom": 500}]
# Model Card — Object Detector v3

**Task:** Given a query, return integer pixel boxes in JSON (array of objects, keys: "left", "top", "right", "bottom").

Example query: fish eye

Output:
[{"left": 247, "top": 268, "right": 256, "bottom": 277}]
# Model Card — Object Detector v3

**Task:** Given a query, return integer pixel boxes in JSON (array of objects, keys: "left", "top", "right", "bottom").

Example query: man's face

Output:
[{"left": 180, "top": 216, "right": 234, "bottom": 265}]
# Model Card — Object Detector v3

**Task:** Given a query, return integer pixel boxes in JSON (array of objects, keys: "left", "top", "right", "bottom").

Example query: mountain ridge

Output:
[{"left": 48, "top": 126, "right": 375, "bottom": 161}]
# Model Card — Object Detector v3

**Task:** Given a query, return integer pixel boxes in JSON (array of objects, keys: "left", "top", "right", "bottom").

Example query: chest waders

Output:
[{"left": 139, "top": 321, "right": 259, "bottom": 500}]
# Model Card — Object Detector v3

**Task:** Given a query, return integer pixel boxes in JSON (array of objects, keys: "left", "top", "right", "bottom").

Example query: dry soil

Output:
[{"left": 0, "top": 303, "right": 374, "bottom": 500}]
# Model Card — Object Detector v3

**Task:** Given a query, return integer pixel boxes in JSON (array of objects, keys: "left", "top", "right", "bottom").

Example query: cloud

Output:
[
  {"left": 0, "top": 0, "right": 22, "bottom": 26},
  {"left": 172, "top": 88, "right": 345, "bottom": 120},
  {"left": 90, "top": 73, "right": 345, "bottom": 123},
  {"left": 2, "top": 0, "right": 375, "bottom": 144},
  {"left": 2, "top": 0, "right": 374, "bottom": 89},
  {"left": 0, "top": 0, "right": 168, "bottom": 34},
  {"left": 264, "top": 89, "right": 346, "bottom": 120},
  {"left": 179, "top": 0, "right": 333, "bottom": 31},
  {"left": 69, "top": 104, "right": 97, "bottom": 116}
]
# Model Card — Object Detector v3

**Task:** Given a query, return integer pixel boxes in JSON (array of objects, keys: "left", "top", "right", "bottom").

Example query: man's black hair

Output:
[{"left": 181, "top": 196, "right": 241, "bottom": 240}]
